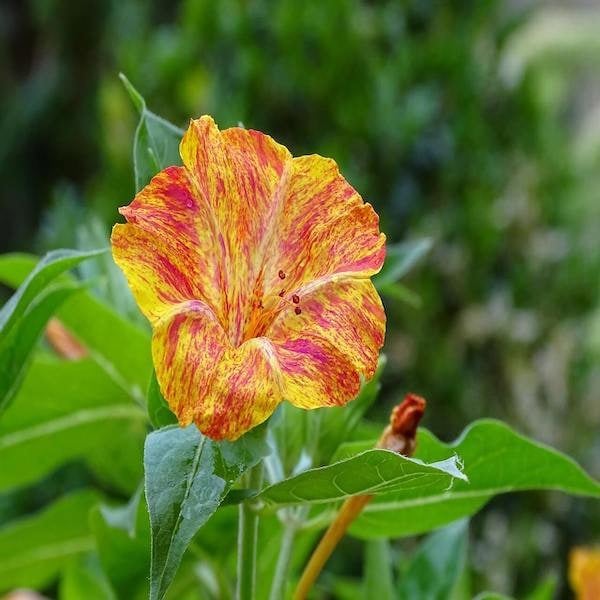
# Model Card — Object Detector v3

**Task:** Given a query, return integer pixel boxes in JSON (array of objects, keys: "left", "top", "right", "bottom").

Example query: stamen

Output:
[
  {"left": 278, "top": 270, "right": 286, "bottom": 279},
  {"left": 295, "top": 307, "right": 302, "bottom": 315},
  {"left": 292, "top": 294, "right": 300, "bottom": 304},
  {"left": 278, "top": 290, "right": 285, "bottom": 297}
]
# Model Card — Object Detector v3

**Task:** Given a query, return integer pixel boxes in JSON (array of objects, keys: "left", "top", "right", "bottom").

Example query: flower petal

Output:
[
  {"left": 180, "top": 116, "right": 292, "bottom": 345},
  {"left": 263, "top": 155, "right": 386, "bottom": 297},
  {"left": 198, "top": 338, "right": 283, "bottom": 440},
  {"left": 152, "top": 300, "right": 228, "bottom": 426},
  {"left": 268, "top": 278, "right": 385, "bottom": 408},
  {"left": 153, "top": 300, "right": 282, "bottom": 440},
  {"left": 271, "top": 335, "right": 361, "bottom": 409},
  {"left": 112, "top": 166, "right": 224, "bottom": 323}
]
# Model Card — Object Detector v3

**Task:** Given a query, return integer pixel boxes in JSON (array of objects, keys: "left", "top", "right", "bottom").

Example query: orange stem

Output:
[{"left": 45, "top": 318, "right": 87, "bottom": 359}]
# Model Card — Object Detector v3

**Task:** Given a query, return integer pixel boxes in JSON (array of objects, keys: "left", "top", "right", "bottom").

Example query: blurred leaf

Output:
[
  {"left": 397, "top": 519, "right": 468, "bottom": 600},
  {"left": 144, "top": 424, "right": 269, "bottom": 600},
  {"left": 0, "top": 252, "right": 152, "bottom": 397},
  {"left": 0, "top": 490, "right": 99, "bottom": 593},
  {"left": 374, "top": 238, "right": 433, "bottom": 287},
  {"left": 119, "top": 73, "right": 183, "bottom": 191},
  {"left": 0, "top": 248, "right": 104, "bottom": 335},
  {"left": 473, "top": 594, "right": 515, "bottom": 600},
  {"left": 60, "top": 554, "right": 116, "bottom": 600},
  {"left": 347, "top": 420, "right": 600, "bottom": 538},
  {"left": 0, "top": 248, "right": 104, "bottom": 413},
  {"left": 0, "top": 356, "right": 146, "bottom": 492},
  {"left": 91, "top": 487, "right": 150, "bottom": 599},
  {"left": 363, "top": 539, "right": 395, "bottom": 600},
  {"left": 258, "top": 449, "right": 466, "bottom": 507},
  {"left": 147, "top": 369, "right": 177, "bottom": 429},
  {"left": 524, "top": 575, "right": 558, "bottom": 600},
  {"left": 0, "top": 282, "right": 80, "bottom": 415}
]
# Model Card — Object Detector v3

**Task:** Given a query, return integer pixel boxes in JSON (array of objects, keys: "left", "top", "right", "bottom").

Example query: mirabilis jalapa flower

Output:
[{"left": 112, "top": 116, "right": 386, "bottom": 440}]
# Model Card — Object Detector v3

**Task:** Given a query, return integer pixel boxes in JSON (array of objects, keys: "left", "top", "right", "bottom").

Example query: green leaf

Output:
[
  {"left": 0, "top": 252, "right": 152, "bottom": 397},
  {"left": 348, "top": 420, "right": 600, "bottom": 538},
  {"left": 0, "top": 282, "right": 80, "bottom": 414},
  {"left": 398, "top": 519, "right": 468, "bottom": 600},
  {"left": 258, "top": 448, "right": 467, "bottom": 507},
  {"left": 60, "top": 555, "right": 117, "bottom": 600},
  {"left": 374, "top": 238, "right": 433, "bottom": 287},
  {"left": 119, "top": 73, "right": 184, "bottom": 191},
  {"left": 144, "top": 424, "right": 270, "bottom": 600},
  {"left": 147, "top": 369, "right": 177, "bottom": 429},
  {"left": 363, "top": 539, "right": 395, "bottom": 600},
  {"left": 91, "top": 487, "right": 150, "bottom": 599},
  {"left": 0, "top": 247, "right": 104, "bottom": 335},
  {"left": 0, "top": 356, "right": 146, "bottom": 492},
  {"left": 0, "top": 248, "right": 105, "bottom": 413},
  {"left": 0, "top": 490, "right": 99, "bottom": 593}
]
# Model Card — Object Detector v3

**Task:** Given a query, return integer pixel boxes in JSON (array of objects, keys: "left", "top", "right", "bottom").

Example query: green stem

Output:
[
  {"left": 236, "top": 463, "right": 263, "bottom": 600},
  {"left": 268, "top": 520, "right": 298, "bottom": 600}
]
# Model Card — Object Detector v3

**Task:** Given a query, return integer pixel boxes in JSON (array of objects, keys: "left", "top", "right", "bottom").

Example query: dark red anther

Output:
[
  {"left": 292, "top": 294, "right": 300, "bottom": 304},
  {"left": 294, "top": 307, "right": 302, "bottom": 315},
  {"left": 278, "top": 290, "right": 285, "bottom": 297},
  {"left": 278, "top": 270, "right": 286, "bottom": 279}
]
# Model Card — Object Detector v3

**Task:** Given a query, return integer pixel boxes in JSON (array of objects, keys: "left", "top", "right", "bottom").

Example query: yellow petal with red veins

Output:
[
  {"left": 180, "top": 116, "right": 291, "bottom": 345},
  {"left": 268, "top": 278, "right": 385, "bottom": 408},
  {"left": 153, "top": 301, "right": 283, "bottom": 440},
  {"left": 111, "top": 166, "right": 223, "bottom": 323},
  {"left": 262, "top": 154, "right": 386, "bottom": 297}
]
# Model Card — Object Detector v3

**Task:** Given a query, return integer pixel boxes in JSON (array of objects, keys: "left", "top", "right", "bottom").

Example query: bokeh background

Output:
[{"left": 1, "top": 0, "right": 599, "bottom": 597}]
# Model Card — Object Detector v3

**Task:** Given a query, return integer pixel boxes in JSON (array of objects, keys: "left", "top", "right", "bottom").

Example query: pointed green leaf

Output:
[
  {"left": 348, "top": 420, "right": 600, "bottom": 538},
  {"left": 258, "top": 448, "right": 466, "bottom": 507},
  {"left": 0, "top": 490, "right": 100, "bottom": 593},
  {"left": 398, "top": 519, "right": 468, "bottom": 600},
  {"left": 145, "top": 424, "right": 269, "bottom": 600},
  {"left": 120, "top": 74, "right": 184, "bottom": 191}
]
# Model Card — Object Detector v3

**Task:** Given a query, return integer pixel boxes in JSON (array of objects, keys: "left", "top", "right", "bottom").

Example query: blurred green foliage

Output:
[{"left": 1, "top": 0, "right": 599, "bottom": 597}]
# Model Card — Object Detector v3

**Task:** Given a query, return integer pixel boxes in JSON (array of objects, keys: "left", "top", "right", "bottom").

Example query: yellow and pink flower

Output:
[{"left": 112, "top": 116, "right": 386, "bottom": 440}]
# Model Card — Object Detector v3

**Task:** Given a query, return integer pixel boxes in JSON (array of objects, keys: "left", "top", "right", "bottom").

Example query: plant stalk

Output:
[
  {"left": 292, "top": 394, "right": 426, "bottom": 600},
  {"left": 268, "top": 519, "right": 298, "bottom": 600},
  {"left": 236, "top": 462, "right": 264, "bottom": 600}
]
